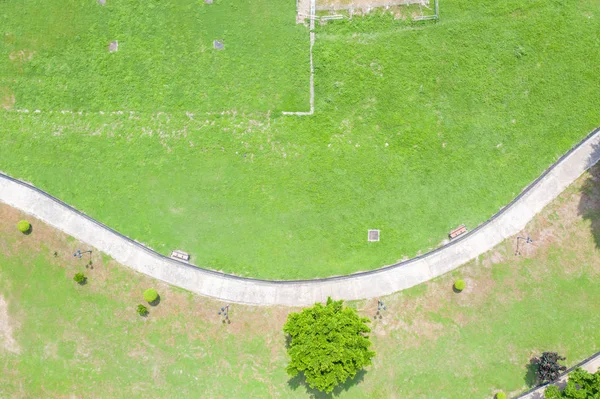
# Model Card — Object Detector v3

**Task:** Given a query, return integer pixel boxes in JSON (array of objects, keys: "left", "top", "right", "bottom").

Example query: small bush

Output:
[
  {"left": 496, "top": 392, "right": 506, "bottom": 399},
  {"left": 137, "top": 304, "right": 149, "bottom": 316},
  {"left": 73, "top": 272, "right": 86, "bottom": 284},
  {"left": 454, "top": 279, "right": 466, "bottom": 292},
  {"left": 17, "top": 220, "right": 31, "bottom": 233},
  {"left": 514, "top": 45, "right": 527, "bottom": 58},
  {"left": 143, "top": 288, "right": 159, "bottom": 303}
]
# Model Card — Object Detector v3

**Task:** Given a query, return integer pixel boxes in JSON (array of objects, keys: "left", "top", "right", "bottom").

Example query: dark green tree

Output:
[
  {"left": 137, "top": 304, "right": 149, "bottom": 317},
  {"left": 283, "top": 297, "right": 375, "bottom": 393},
  {"left": 73, "top": 272, "right": 86, "bottom": 284},
  {"left": 544, "top": 367, "right": 600, "bottom": 398},
  {"left": 533, "top": 352, "right": 567, "bottom": 383}
]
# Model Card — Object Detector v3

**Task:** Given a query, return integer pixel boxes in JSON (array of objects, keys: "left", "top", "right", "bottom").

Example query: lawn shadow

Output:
[
  {"left": 149, "top": 295, "right": 161, "bottom": 307},
  {"left": 524, "top": 359, "right": 539, "bottom": 388},
  {"left": 287, "top": 369, "right": 367, "bottom": 398},
  {"left": 22, "top": 224, "right": 33, "bottom": 235},
  {"left": 578, "top": 143, "right": 600, "bottom": 249},
  {"left": 452, "top": 285, "right": 463, "bottom": 294},
  {"left": 77, "top": 277, "right": 88, "bottom": 286}
]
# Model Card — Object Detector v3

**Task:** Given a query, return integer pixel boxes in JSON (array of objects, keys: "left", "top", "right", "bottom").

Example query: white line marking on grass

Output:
[
  {"left": 10, "top": 2, "right": 317, "bottom": 118},
  {"left": 282, "top": 0, "right": 315, "bottom": 116}
]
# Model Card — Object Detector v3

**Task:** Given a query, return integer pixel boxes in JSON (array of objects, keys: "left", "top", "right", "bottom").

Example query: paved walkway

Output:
[
  {"left": 515, "top": 351, "right": 600, "bottom": 398},
  {"left": 0, "top": 127, "right": 599, "bottom": 306}
]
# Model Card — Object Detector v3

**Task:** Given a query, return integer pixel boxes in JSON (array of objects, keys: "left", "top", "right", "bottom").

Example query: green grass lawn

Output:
[
  {"left": 1, "top": 168, "right": 600, "bottom": 398},
  {"left": 0, "top": 0, "right": 309, "bottom": 112},
  {"left": 0, "top": 0, "right": 599, "bottom": 279}
]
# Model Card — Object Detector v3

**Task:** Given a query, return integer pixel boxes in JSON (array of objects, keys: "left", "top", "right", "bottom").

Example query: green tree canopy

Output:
[
  {"left": 545, "top": 367, "right": 600, "bottom": 398},
  {"left": 283, "top": 297, "right": 375, "bottom": 393}
]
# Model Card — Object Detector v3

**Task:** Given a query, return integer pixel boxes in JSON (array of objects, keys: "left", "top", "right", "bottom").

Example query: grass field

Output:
[
  {"left": 0, "top": 0, "right": 599, "bottom": 279},
  {"left": 0, "top": 0, "right": 309, "bottom": 112},
  {"left": 1, "top": 166, "right": 600, "bottom": 398}
]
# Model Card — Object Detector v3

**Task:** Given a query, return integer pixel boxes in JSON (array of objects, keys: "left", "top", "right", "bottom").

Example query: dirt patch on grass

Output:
[
  {"left": 0, "top": 204, "right": 95, "bottom": 269},
  {"left": 8, "top": 49, "right": 35, "bottom": 63},
  {"left": 317, "top": 0, "right": 424, "bottom": 11},
  {"left": 0, "top": 296, "right": 20, "bottom": 354},
  {"left": 297, "top": 0, "right": 311, "bottom": 23},
  {"left": 0, "top": 87, "right": 15, "bottom": 110}
]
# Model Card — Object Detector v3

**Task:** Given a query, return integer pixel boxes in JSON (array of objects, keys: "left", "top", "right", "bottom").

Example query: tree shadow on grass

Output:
[
  {"left": 452, "top": 285, "right": 464, "bottom": 294},
  {"left": 579, "top": 168, "right": 600, "bottom": 247},
  {"left": 578, "top": 142, "right": 600, "bottom": 249},
  {"left": 287, "top": 369, "right": 367, "bottom": 398},
  {"left": 524, "top": 359, "right": 539, "bottom": 388}
]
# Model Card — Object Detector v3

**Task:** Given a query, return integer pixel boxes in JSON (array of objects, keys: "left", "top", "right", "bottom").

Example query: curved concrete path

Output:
[{"left": 1, "top": 127, "right": 599, "bottom": 306}]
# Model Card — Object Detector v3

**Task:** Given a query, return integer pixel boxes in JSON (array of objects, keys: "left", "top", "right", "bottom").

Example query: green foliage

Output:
[
  {"left": 496, "top": 392, "right": 507, "bottom": 399},
  {"left": 73, "top": 272, "right": 86, "bottom": 284},
  {"left": 17, "top": 220, "right": 31, "bottom": 233},
  {"left": 283, "top": 297, "right": 375, "bottom": 393},
  {"left": 137, "top": 304, "right": 149, "bottom": 317},
  {"left": 143, "top": 288, "right": 158, "bottom": 303},
  {"left": 4, "top": 183, "right": 600, "bottom": 398},
  {"left": 544, "top": 368, "right": 600, "bottom": 398},
  {"left": 454, "top": 279, "right": 466, "bottom": 292},
  {"left": 533, "top": 352, "right": 567, "bottom": 383}
]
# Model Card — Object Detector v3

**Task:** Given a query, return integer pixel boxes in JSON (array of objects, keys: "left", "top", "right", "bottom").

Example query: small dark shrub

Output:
[
  {"left": 73, "top": 272, "right": 86, "bottom": 284},
  {"left": 454, "top": 279, "right": 466, "bottom": 292},
  {"left": 143, "top": 288, "right": 159, "bottom": 303},
  {"left": 17, "top": 220, "right": 31, "bottom": 233},
  {"left": 532, "top": 352, "right": 566, "bottom": 383},
  {"left": 137, "top": 304, "right": 149, "bottom": 316}
]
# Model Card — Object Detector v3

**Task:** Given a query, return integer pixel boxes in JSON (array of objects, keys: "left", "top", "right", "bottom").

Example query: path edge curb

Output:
[{"left": 0, "top": 125, "right": 599, "bottom": 305}]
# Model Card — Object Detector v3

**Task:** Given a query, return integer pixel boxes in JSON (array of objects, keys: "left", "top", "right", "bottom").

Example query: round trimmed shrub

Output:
[
  {"left": 137, "top": 304, "right": 149, "bottom": 316},
  {"left": 73, "top": 272, "right": 86, "bottom": 284},
  {"left": 17, "top": 220, "right": 31, "bottom": 233},
  {"left": 495, "top": 392, "right": 506, "bottom": 399},
  {"left": 143, "top": 288, "right": 159, "bottom": 303},
  {"left": 454, "top": 279, "right": 466, "bottom": 292}
]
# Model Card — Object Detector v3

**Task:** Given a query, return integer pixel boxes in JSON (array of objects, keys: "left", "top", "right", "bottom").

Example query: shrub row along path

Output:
[
  {"left": 516, "top": 352, "right": 600, "bottom": 399},
  {"left": 1, "top": 127, "right": 599, "bottom": 306}
]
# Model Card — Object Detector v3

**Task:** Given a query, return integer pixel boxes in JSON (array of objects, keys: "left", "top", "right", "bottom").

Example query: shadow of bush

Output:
[
  {"left": 149, "top": 295, "right": 161, "bottom": 307},
  {"left": 287, "top": 369, "right": 367, "bottom": 398},
  {"left": 578, "top": 143, "right": 600, "bottom": 249}
]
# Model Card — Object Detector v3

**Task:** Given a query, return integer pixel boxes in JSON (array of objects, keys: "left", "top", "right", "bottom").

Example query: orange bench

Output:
[{"left": 449, "top": 224, "right": 467, "bottom": 239}]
